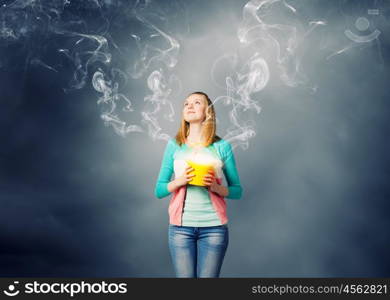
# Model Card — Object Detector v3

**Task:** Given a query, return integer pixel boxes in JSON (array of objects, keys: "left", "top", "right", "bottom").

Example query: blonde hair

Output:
[{"left": 175, "top": 91, "right": 221, "bottom": 147}]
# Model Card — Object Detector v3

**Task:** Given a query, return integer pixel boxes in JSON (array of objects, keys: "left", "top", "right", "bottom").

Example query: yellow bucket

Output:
[{"left": 186, "top": 160, "right": 214, "bottom": 186}]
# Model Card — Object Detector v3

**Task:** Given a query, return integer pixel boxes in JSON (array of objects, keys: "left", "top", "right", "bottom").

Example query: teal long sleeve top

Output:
[{"left": 154, "top": 138, "right": 243, "bottom": 200}]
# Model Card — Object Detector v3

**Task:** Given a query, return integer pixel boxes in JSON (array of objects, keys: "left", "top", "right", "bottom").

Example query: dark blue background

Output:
[{"left": 1, "top": 0, "right": 389, "bottom": 277}]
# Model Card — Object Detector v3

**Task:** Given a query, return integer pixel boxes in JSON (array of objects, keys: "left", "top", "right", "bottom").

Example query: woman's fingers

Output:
[
  {"left": 186, "top": 174, "right": 195, "bottom": 180},
  {"left": 203, "top": 174, "right": 215, "bottom": 186},
  {"left": 183, "top": 166, "right": 216, "bottom": 185}
]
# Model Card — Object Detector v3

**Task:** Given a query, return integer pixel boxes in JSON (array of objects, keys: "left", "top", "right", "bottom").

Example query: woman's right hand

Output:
[{"left": 175, "top": 166, "right": 195, "bottom": 188}]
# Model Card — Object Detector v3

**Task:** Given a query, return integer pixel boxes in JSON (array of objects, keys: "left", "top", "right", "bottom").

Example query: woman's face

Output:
[{"left": 183, "top": 94, "right": 207, "bottom": 124}]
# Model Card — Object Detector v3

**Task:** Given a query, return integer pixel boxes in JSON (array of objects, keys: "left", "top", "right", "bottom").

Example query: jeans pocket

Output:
[{"left": 169, "top": 224, "right": 186, "bottom": 231}]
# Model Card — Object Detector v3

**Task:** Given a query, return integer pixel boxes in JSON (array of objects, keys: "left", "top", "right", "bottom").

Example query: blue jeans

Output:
[{"left": 168, "top": 224, "right": 229, "bottom": 278}]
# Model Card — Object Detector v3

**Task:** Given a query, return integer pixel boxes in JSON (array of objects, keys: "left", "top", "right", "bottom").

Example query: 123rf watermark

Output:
[{"left": 3, "top": 280, "right": 127, "bottom": 297}]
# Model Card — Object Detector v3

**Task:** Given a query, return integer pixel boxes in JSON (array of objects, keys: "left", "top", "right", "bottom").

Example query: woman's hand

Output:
[
  {"left": 203, "top": 169, "right": 229, "bottom": 197},
  {"left": 175, "top": 166, "right": 195, "bottom": 188},
  {"left": 203, "top": 169, "right": 220, "bottom": 193}
]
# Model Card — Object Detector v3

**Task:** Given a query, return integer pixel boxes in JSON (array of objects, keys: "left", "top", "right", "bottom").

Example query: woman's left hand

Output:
[{"left": 203, "top": 170, "right": 220, "bottom": 193}]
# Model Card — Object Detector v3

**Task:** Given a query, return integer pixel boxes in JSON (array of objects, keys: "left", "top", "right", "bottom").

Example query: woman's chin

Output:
[{"left": 185, "top": 117, "right": 202, "bottom": 123}]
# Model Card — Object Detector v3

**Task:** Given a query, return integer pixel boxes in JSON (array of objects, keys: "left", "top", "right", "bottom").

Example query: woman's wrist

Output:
[
  {"left": 211, "top": 183, "right": 228, "bottom": 197},
  {"left": 168, "top": 179, "right": 179, "bottom": 192},
  {"left": 219, "top": 185, "right": 229, "bottom": 197}
]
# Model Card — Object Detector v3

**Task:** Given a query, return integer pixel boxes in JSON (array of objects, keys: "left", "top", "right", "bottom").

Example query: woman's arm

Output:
[
  {"left": 220, "top": 141, "right": 243, "bottom": 199},
  {"left": 207, "top": 141, "right": 242, "bottom": 198},
  {"left": 167, "top": 179, "right": 180, "bottom": 193},
  {"left": 210, "top": 183, "right": 229, "bottom": 197},
  {"left": 154, "top": 140, "right": 178, "bottom": 199}
]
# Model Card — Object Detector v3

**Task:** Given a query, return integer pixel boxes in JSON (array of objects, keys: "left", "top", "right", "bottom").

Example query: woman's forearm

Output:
[
  {"left": 167, "top": 179, "right": 179, "bottom": 193},
  {"left": 214, "top": 184, "right": 229, "bottom": 197},
  {"left": 168, "top": 179, "right": 229, "bottom": 197}
]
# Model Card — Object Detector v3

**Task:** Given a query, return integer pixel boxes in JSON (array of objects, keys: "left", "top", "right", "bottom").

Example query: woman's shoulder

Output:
[
  {"left": 211, "top": 137, "right": 233, "bottom": 160},
  {"left": 168, "top": 138, "right": 183, "bottom": 149},
  {"left": 212, "top": 137, "right": 231, "bottom": 148},
  {"left": 167, "top": 138, "right": 178, "bottom": 147}
]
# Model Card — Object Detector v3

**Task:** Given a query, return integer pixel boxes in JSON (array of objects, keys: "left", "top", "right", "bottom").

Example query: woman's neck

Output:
[{"left": 186, "top": 123, "right": 204, "bottom": 143}]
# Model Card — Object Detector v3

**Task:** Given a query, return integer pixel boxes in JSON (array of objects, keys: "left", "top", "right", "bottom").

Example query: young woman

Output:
[{"left": 154, "top": 91, "right": 243, "bottom": 278}]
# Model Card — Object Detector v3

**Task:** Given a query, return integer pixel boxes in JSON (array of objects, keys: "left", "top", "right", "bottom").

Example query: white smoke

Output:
[
  {"left": 92, "top": 70, "right": 143, "bottom": 136},
  {"left": 0, "top": 0, "right": 333, "bottom": 148},
  {"left": 210, "top": 0, "right": 325, "bottom": 150}
]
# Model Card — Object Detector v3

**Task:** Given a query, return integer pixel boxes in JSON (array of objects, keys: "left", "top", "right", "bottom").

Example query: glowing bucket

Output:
[{"left": 186, "top": 160, "right": 214, "bottom": 187}]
